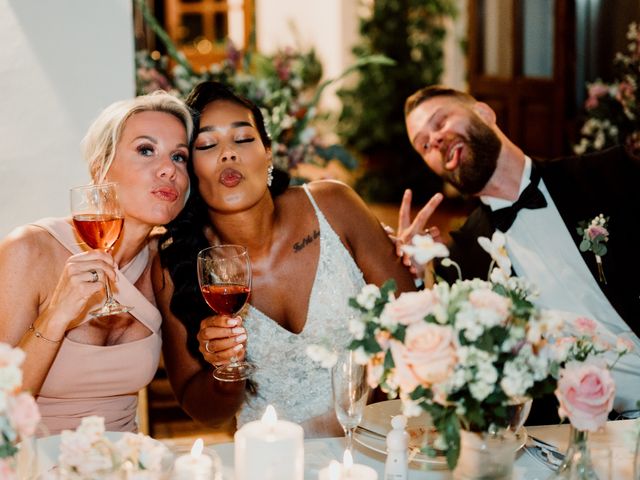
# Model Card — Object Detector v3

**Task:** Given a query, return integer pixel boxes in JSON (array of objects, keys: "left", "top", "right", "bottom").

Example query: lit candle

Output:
[
  {"left": 318, "top": 450, "right": 378, "bottom": 480},
  {"left": 234, "top": 405, "right": 304, "bottom": 480},
  {"left": 173, "top": 438, "right": 214, "bottom": 479}
]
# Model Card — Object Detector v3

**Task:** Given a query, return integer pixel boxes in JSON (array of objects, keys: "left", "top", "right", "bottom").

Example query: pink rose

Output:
[
  {"left": 390, "top": 323, "right": 456, "bottom": 391},
  {"left": 574, "top": 317, "right": 597, "bottom": 334},
  {"left": 586, "top": 225, "right": 608, "bottom": 240},
  {"left": 8, "top": 392, "right": 41, "bottom": 438},
  {"left": 0, "top": 458, "right": 16, "bottom": 480},
  {"left": 468, "top": 289, "right": 511, "bottom": 320},
  {"left": 380, "top": 290, "right": 440, "bottom": 326},
  {"left": 555, "top": 361, "right": 615, "bottom": 432}
]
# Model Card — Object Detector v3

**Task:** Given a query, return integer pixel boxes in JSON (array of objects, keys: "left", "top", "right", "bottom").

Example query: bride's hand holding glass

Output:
[
  {"left": 197, "top": 314, "right": 247, "bottom": 370},
  {"left": 197, "top": 244, "right": 254, "bottom": 382}
]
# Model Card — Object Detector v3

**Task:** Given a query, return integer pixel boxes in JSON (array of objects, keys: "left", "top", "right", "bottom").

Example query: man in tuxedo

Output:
[{"left": 398, "top": 85, "right": 640, "bottom": 417}]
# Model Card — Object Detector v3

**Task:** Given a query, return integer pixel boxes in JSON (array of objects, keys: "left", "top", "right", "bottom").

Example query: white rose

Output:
[{"left": 356, "top": 284, "right": 381, "bottom": 310}]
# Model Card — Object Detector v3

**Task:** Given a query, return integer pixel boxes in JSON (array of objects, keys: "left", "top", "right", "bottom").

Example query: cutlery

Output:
[
  {"left": 528, "top": 434, "right": 563, "bottom": 453},
  {"left": 355, "top": 425, "right": 387, "bottom": 439},
  {"left": 525, "top": 435, "right": 565, "bottom": 470}
]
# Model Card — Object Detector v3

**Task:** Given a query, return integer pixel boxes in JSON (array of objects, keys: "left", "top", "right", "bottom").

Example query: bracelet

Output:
[{"left": 28, "top": 324, "right": 63, "bottom": 344}]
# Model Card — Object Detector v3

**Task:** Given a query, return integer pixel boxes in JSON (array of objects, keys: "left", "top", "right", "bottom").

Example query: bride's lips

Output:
[
  {"left": 151, "top": 186, "right": 179, "bottom": 202},
  {"left": 219, "top": 168, "right": 243, "bottom": 188}
]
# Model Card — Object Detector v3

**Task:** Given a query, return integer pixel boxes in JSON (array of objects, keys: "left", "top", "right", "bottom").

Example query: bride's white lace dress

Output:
[{"left": 236, "top": 184, "right": 365, "bottom": 436}]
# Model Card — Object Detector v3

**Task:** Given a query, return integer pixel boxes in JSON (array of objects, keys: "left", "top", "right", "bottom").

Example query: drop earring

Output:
[{"left": 266, "top": 164, "right": 274, "bottom": 187}]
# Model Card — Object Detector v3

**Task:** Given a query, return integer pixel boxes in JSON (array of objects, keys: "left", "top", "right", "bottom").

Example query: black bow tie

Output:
[{"left": 490, "top": 165, "right": 548, "bottom": 231}]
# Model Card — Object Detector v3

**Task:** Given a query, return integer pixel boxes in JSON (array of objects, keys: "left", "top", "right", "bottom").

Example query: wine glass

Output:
[
  {"left": 197, "top": 245, "right": 255, "bottom": 382},
  {"left": 70, "top": 183, "right": 132, "bottom": 317},
  {"left": 331, "top": 350, "right": 369, "bottom": 453}
]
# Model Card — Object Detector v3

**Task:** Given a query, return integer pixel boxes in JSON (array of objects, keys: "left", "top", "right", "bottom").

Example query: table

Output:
[
  {"left": 36, "top": 420, "right": 636, "bottom": 479},
  {"left": 165, "top": 420, "right": 636, "bottom": 479}
]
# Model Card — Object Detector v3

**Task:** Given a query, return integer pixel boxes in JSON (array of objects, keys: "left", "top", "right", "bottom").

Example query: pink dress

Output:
[{"left": 32, "top": 218, "right": 162, "bottom": 435}]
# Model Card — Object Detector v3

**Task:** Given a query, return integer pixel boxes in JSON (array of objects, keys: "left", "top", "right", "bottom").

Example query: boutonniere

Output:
[{"left": 577, "top": 214, "right": 610, "bottom": 284}]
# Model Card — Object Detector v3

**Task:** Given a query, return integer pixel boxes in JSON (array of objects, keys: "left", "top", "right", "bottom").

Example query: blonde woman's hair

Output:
[{"left": 81, "top": 91, "right": 193, "bottom": 183}]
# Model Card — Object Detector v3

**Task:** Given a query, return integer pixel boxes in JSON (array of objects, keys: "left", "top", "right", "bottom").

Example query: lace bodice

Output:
[{"left": 236, "top": 185, "right": 365, "bottom": 434}]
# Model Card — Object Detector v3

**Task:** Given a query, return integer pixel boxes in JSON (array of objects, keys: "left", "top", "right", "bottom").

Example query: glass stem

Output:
[
  {"left": 103, "top": 275, "right": 115, "bottom": 304},
  {"left": 345, "top": 427, "right": 354, "bottom": 452}
]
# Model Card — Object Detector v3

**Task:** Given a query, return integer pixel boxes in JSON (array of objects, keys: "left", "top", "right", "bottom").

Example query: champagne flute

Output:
[
  {"left": 332, "top": 350, "right": 369, "bottom": 453},
  {"left": 197, "top": 245, "right": 255, "bottom": 382},
  {"left": 70, "top": 183, "right": 132, "bottom": 317}
]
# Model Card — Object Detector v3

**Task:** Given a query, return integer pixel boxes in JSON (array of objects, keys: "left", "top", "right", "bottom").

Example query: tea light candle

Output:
[
  {"left": 318, "top": 450, "right": 378, "bottom": 480},
  {"left": 234, "top": 405, "right": 304, "bottom": 480},
  {"left": 173, "top": 438, "right": 214, "bottom": 479}
]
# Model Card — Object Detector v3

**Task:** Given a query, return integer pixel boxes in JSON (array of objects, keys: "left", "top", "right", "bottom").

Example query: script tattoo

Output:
[{"left": 293, "top": 229, "right": 320, "bottom": 253}]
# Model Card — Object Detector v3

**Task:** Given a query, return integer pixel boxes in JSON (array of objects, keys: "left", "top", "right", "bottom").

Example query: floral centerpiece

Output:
[
  {"left": 0, "top": 343, "right": 41, "bottom": 479},
  {"left": 574, "top": 22, "right": 640, "bottom": 157},
  {"left": 49, "top": 416, "right": 170, "bottom": 479},
  {"left": 348, "top": 233, "right": 561, "bottom": 471},
  {"left": 347, "top": 232, "right": 630, "bottom": 475}
]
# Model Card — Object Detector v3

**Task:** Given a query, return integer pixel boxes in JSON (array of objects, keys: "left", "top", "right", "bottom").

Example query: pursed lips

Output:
[
  {"left": 219, "top": 167, "right": 243, "bottom": 187},
  {"left": 151, "top": 186, "right": 179, "bottom": 202}
]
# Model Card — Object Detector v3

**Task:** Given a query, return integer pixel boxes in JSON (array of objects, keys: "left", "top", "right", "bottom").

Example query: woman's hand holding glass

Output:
[
  {"left": 45, "top": 250, "right": 118, "bottom": 330},
  {"left": 197, "top": 314, "right": 247, "bottom": 367}
]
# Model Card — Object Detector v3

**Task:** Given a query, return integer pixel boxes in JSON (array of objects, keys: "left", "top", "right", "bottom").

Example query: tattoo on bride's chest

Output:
[{"left": 293, "top": 229, "right": 320, "bottom": 252}]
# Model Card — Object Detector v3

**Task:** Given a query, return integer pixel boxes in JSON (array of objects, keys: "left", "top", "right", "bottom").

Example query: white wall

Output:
[{"left": 0, "top": 0, "right": 135, "bottom": 237}]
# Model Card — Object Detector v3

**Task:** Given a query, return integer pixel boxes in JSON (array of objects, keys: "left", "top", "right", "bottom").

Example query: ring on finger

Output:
[
  {"left": 89, "top": 270, "right": 99, "bottom": 283},
  {"left": 204, "top": 340, "right": 214, "bottom": 354}
]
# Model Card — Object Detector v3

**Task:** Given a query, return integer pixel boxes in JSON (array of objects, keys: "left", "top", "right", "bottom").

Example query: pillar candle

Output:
[
  {"left": 234, "top": 405, "right": 304, "bottom": 480},
  {"left": 318, "top": 450, "right": 378, "bottom": 480},
  {"left": 173, "top": 438, "right": 214, "bottom": 480}
]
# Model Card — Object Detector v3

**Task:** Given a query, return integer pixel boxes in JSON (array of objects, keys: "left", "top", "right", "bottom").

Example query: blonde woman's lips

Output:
[
  {"left": 152, "top": 187, "right": 179, "bottom": 201},
  {"left": 219, "top": 168, "right": 243, "bottom": 187}
]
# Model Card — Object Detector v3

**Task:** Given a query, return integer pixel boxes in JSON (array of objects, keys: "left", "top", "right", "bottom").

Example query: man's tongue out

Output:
[{"left": 219, "top": 168, "right": 243, "bottom": 187}]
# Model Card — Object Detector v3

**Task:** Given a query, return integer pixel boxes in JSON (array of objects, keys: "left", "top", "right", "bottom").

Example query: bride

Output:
[{"left": 153, "top": 81, "right": 415, "bottom": 437}]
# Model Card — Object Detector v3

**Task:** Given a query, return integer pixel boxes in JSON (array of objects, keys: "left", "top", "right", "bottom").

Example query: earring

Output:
[{"left": 267, "top": 164, "right": 274, "bottom": 187}]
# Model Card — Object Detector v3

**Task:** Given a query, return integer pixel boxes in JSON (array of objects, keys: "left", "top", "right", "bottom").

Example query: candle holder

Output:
[{"left": 169, "top": 440, "right": 223, "bottom": 480}]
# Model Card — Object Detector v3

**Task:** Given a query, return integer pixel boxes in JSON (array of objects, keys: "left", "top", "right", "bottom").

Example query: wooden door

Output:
[{"left": 467, "top": 0, "right": 575, "bottom": 159}]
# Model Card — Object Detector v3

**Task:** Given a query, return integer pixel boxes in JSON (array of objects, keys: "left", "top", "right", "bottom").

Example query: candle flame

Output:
[
  {"left": 329, "top": 460, "right": 341, "bottom": 480},
  {"left": 191, "top": 438, "right": 204, "bottom": 457},
  {"left": 343, "top": 449, "right": 353, "bottom": 469},
  {"left": 261, "top": 405, "right": 278, "bottom": 426}
]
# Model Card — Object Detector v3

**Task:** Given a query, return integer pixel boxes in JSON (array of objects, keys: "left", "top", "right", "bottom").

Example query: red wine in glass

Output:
[
  {"left": 197, "top": 245, "right": 255, "bottom": 382},
  {"left": 201, "top": 284, "right": 251, "bottom": 316}
]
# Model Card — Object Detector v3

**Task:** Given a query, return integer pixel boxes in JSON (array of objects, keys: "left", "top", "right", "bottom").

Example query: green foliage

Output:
[{"left": 337, "top": 0, "right": 457, "bottom": 202}]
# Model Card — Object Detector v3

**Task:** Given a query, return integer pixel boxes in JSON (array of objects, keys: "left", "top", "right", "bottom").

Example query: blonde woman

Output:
[{"left": 0, "top": 92, "right": 192, "bottom": 434}]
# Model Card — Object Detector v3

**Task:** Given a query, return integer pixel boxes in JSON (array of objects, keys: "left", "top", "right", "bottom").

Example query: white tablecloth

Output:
[{"left": 36, "top": 420, "right": 636, "bottom": 479}]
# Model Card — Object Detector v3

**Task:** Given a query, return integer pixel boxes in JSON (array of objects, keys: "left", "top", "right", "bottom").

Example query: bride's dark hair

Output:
[{"left": 160, "top": 81, "right": 290, "bottom": 362}]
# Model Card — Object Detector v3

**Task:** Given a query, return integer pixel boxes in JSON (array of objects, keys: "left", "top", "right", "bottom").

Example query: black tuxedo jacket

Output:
[
  {"left": 438, "top": 145, "right": 640, "bottom": 336},
  {"left": 437, "top": 145, "right": 640, "bottom": 425}
]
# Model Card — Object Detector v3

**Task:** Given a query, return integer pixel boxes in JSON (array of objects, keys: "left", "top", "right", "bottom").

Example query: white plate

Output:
[{"left": 354, "top": 400, "right": 528, "bottom": 466}]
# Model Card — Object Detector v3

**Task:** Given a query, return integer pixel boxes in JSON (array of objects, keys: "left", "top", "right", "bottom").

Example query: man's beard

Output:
[{"left": 445, "top": 116, "right": 501, "bottom": 195}]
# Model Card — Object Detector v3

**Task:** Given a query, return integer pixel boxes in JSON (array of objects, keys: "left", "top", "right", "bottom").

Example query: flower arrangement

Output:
[
  {"left": 0, "top": 343, "right": 41, "bottom": 478},
  {"left": 53, "top": 416, "right": 170, "bottom": 479},
  {"left": 574, "top": 22, "right": 640, "bottom": 157},
  {"left": 347, "top": 232, "right": 630, "bottom": 469},
  {"left": 134, "top": 0, "right": 391, "bottom": 180},
  {"left": 576, "top": 214, "right": 609, "bottom": 284}
]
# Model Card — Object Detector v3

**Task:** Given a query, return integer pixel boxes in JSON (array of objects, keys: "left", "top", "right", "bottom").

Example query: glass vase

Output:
[
  {"left": 452, "top": 429, "right": 517, "bottom": 480},
  {"left": 547, "top": 426, "right": 601, "bottom": 480}
]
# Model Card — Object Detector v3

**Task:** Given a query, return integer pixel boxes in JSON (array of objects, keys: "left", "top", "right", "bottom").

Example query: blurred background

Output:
[{"left": 1, "top": 0, "right": 639, "bottom": 439}]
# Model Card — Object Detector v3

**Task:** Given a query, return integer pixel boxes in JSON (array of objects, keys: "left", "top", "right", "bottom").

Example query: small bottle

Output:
[{"left": 384, "top": 414, "right": 409, "bottom": 480}]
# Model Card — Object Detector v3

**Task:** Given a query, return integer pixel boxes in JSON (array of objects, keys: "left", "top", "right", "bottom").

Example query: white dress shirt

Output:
[{"left": 481, "top": 156, "right": 640, "bottom": 412}]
